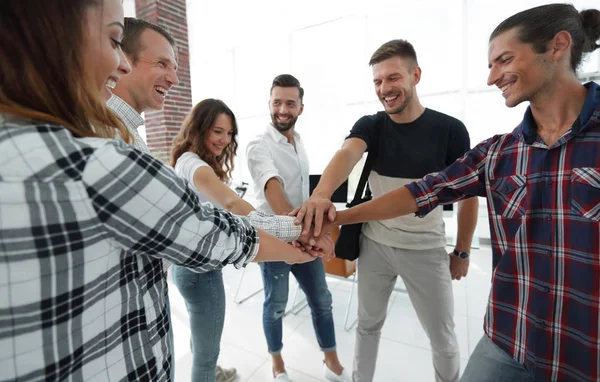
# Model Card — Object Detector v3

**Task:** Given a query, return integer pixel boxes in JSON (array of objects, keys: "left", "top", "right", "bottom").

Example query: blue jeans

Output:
[
  {"left": 461, "top": 335, "right": 535, "bottom": 381},
  {"left": 172, "top": 265, "right": 225, "bottom": 382},
  {"left": 260, "top": 258, "right": 336, "bottom": 355}
]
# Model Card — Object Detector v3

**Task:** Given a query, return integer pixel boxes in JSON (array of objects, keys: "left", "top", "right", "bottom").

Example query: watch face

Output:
[{"left": 454, "top": 250, "right": 469, "bottom": 259}]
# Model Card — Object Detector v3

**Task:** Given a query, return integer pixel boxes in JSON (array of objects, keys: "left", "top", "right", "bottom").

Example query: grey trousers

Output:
[{"left": 353, "top": 235, "right": 460, "bottom": 382}]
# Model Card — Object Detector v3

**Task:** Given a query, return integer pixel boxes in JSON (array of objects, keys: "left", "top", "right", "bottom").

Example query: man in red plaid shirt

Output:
[{"left": 293, "top": 4, "right": 600, "bottom": 381}]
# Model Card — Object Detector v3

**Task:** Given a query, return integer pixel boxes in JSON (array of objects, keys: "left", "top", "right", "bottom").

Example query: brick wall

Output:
[{"left": 135, "top": 0, "right": 192, "bottom": 163}]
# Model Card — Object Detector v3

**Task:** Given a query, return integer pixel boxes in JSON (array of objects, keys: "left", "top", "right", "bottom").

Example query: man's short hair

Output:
[
  {"left": 270, "top": 74, "right": 304, "bottom": 102},
  {"left": 121, "top": 17, "right": 177, "bottom": 64},
  {"left": 369, "top": 39, "right": 419, "bottom": 67}
]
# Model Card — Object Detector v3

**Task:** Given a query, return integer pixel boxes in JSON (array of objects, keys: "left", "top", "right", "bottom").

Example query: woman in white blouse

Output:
[{"left": 169, "top": 99, "right": 335, "bottom": 382}]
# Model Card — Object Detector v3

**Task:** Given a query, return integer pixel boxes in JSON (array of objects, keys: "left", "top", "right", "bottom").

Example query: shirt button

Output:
[
  {"left": 545, "top": 251, "right": 552, "bottom": 257},
  {"left": 546, "top": 178, "right": 553, "bottom": 185},
  {"left": 543, "top": 286, "right": 551, "bottom": 293},
  {"left": 546, "top": 214, "right": 552, "bottom": 221},
  {"left": 536, "top": 320, "right": 548, "bottom": 328}
]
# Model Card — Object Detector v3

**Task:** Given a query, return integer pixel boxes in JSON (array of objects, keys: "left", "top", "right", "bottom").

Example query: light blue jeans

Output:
[
  {"left": 172, "top": 265, "right": 225, "bottom": 382},
  {"left": 260, "top": 258, "right": 336, "bottom": 355},
  {"left": 461, "top": 335, "right": 535, "bottom": 381}
]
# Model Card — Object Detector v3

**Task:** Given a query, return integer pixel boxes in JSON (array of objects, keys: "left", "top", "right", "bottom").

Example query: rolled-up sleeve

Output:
[
  {"left": 246, "top": 138, "right": 284, "bottom": 191},
  {"left": 405, "top": 138, "right": 491, "bottom": 217},
  {"left": 82, "top": 141, "right": 259, "bottom": 272},
  {"left": 242, "top": 211, "right": 302, "bottom": 242}
]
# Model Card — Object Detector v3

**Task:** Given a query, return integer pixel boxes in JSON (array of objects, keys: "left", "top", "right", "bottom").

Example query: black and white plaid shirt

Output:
[{"left": 0, "top": 114, "right": 263, "bottom": 381}]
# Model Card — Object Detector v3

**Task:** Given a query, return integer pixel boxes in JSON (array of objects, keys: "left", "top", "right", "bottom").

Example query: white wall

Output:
[{"left": 185, "top": 0, "right": 599, "bottom": 189}]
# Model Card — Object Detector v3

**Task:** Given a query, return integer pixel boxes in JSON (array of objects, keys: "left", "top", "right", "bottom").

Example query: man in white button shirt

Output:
[{"left": 247, "top": 75, "right": 350, "bottom": 382}]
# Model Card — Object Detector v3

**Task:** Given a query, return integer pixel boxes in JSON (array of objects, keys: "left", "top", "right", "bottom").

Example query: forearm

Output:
[
  {"left": 224, "top": 197, "right": 255, "bottom": 216},
  {"left": 455, "top": 197, "right": 479, "bottom": 252},
  {"left": 313, "top": 149, "right": 360, "bottom": 198},
  {"left": 336, "top": 186, "right": 418, "bottom": 225},
  {"left": 253, "top": 229, "right": 302, "bottom": 262},
  {"left": 264, "top": 178, "right": 294, "bottom": 215},
  {"left": 242, "top": 211, "right": 301, "bottom": 243}
]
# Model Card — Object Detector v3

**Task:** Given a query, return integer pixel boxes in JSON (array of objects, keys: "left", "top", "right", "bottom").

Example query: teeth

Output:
[
  {"left": 106, "top": 79, "right": 116, "bottom": 89},
  {"left": 501, "top": 83, "right": 513, "bottom": 92},
  {"left": 155, "top": 86, "right": 166, "bottom": 95},
  {"left": 384, "top": 95, "right": 398, "bottom": 102}
]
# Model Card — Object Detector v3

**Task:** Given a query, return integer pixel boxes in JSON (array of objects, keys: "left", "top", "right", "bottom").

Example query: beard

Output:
[
  {"left": 271, "top": 113, "right": 298, "bottom": 132},
  {"left": 382, "top": 87, "right": 414, "bottom": 115}
]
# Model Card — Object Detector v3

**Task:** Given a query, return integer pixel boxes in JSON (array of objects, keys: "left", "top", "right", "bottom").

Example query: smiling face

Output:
[
  {"left": 269, "top": 86, "right": 304, "bottom": 132},
  {"left": 83, "top": 0, "right": 131, "bottom": 101},
  {"left": 372, "top": 56, "right": 420, "bottom": 115},
  {"left": 487, "top": 27, "right": 554, "bottom": 107},
  {"left": 205, "top": 113, "right": 234, "bottom": 157},
  {"left": 116, "top": 28, "right": 179, "bottom": 113}
]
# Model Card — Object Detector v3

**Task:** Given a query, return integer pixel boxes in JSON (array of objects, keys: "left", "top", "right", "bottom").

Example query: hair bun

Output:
[{"left": 581, "top": 9, "right": 600, "bottom": 52}]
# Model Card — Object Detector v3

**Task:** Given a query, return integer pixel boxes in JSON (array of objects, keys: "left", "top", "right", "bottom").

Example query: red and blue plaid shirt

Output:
[{"left": 406, "top": 82, "right": 600, "bottom": 382}]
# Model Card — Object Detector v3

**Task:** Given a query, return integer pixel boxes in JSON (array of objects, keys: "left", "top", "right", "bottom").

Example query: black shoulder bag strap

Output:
[{"left": 348, "top": 112, "right": 383, "bottom": 207}]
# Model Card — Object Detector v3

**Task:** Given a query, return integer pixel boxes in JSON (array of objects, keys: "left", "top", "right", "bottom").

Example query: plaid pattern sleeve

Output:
[
  {"left": 0, "top": 120, "right": 259, "bottom": 382},
  {"left": 405, "top": 83, "right": 600, "bottom": 382},
  {"left": 244, "top": 211, "right": 302, "bottom": 242},
  {"left": 83, "top": 140, "right": 260, "bottom": 271}
]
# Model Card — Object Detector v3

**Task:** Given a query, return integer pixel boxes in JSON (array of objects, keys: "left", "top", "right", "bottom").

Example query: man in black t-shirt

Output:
[{"left": 293, "top": 40, "right": 479, "bottom": 381}]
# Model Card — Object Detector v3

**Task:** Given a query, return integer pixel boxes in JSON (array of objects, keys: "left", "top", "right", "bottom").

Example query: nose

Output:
[
  {"left": 279, "top": 103, "right": 288, "bottom": 114},
  {"left": 118, "top": 49, "right": 132, "bottom": 75},
  {"left": 166, "top": 67, "right": 179, "bottom": 87},
  {"left": 380, "top": 80, "right": 392, "bottom": 95},
  {"left": 487, "top": 65, "right": 500, "bottom": 87}
]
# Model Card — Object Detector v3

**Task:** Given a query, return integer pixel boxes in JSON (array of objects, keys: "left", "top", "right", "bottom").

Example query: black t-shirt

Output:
[{"left": 347, "top": 108, "right": 470, "bottom": 178}]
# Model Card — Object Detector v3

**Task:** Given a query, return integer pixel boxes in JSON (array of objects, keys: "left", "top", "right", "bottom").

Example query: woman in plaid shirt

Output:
[{"left": 0, "top": 0, "right": 325, "bottom": 381}]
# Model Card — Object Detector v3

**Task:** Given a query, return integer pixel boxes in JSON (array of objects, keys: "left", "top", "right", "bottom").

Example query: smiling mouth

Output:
[
  {"left": 106, "top": 78, "right": 117, "bottom": 89},
  {"left": 154, "top": 86, "right": 167, "bottom": 97},
  {"left": 500, "top": 81, "right": 515, "bottom": 94},
  {"left": 382, "top": 94, "right": 399, "bottom": 104}
]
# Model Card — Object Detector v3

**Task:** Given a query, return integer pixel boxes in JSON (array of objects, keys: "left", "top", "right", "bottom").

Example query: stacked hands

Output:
[
  {"left": 288, "top": 196, "right": 469, "bottom": 280},
  {"left": 287, "top": 196, "right": 338, "bottom": 264}
]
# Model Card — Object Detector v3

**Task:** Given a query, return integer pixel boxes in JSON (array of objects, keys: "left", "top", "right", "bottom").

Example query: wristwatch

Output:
[{"left": 453, "top": 249, "right": 470, "bottom": 259}]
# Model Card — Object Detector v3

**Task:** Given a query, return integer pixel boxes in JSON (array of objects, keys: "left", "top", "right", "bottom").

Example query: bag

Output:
[{"left": 334, "top": 119, "right": 381, "bottom": 261}]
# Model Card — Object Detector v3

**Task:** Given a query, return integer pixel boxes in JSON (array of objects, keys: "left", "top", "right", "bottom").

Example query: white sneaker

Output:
[
  {"left": 274, "top": 372, "right": 292, "bottom": 381},
  {"left": 216, "top": 365, "right": 237, "bottom": 382},
  {"left": 323, "top": 363, "right": 352, "bottom": 382}
]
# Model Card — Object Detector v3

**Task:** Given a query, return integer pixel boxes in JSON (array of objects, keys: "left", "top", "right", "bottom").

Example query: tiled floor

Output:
[{"left": 169, "top": 246, "right": 493, "bottom": 381}]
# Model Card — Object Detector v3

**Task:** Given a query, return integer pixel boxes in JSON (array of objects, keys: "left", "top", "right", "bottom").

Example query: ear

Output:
[
  {"left": 548, "top": 30, "right": 572, "bottom": 62},
  {"left": 298, "top": 103, "right": 304, "bottom": 116},
  {"left": 412, "top": 66, "right": 422, "bottom": 85}
]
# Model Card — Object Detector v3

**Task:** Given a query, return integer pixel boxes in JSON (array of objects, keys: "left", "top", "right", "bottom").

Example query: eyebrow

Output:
[
  {"left": 488, "top": 51, "right": 511, "bottom": 69},
  {"left": 108, "top": 22, "right": 125, "bottom": 31}
]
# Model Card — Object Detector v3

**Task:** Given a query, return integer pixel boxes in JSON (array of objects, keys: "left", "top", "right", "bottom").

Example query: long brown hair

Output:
[
  {"left": 0, "top": 0, "right": 131, "bottom": 142},
  {"left": 170, "top": 99, "right": 238, "bottom": 182}
]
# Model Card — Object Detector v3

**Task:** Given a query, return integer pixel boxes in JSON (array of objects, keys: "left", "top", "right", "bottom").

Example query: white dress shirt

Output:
[{"left": 246, "top": 124, "right": 310, "bottom": 214}]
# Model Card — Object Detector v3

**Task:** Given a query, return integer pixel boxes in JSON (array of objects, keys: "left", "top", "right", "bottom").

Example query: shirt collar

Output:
[
  {"left": 266, "top": 123, "right": 301, "bottom": 143},
  {"left": 107, "top": 95, "right": 144, "bottom": 131},
  {"left": 518, "top": 81, "right": 600, "bottom": 144}
]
